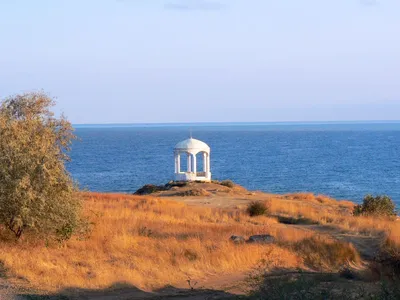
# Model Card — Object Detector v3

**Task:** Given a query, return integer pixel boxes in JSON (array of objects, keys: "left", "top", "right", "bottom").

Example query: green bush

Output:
[
  {"left": 0, "top": 92, "right": 81, "bottom": 239},
  {"left": 247, "top": 201, "right": 270, "bottom": 217},
  {"left": 56, "top": 223, "right": 75, "bottom": 243},
  {"left": 353, "top": 195, "right": 396, "bottom": 217}
]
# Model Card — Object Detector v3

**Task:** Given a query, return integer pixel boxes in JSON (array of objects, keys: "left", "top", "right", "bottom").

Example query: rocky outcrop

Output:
[
  {"left": 248, "top": 235, "right": 275, "bottom": 244},
  {"left": 134, "top": 184, "right": 167, "bottom": 195},
  {"left": 230, "top": 234, "right": 275, "bottom": 245}
]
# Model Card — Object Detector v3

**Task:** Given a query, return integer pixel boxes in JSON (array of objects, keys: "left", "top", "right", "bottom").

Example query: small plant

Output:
[
  {"left": 247, "top": 201, "right": 270, "bottom": 217},
  {"left": 138, "top": 226, "right": 154, "bottom": 237},
  {"left": 220, "top": 180, "right": 235, "bottom": 188},
  {"left": 186, "top": 276, "right": 198, "bottom": 290},
  {"left": 353, "top": 195, "right": 396, "bottom": 218},
  {"left": 184, "top": 249, "right": 199, "bottom": 261}
]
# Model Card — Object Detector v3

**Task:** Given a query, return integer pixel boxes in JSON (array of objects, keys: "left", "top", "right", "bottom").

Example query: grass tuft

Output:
[{"left": 247, "top": 201, "right": 270, "bottom": 217}]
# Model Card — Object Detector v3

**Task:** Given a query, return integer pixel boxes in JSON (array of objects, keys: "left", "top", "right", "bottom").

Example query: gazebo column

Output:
[
  {"left": 203, "top": 152, "right": 207, "bottom": 172},
  {"left": 187, "top": 153, "right": 192, "bottom": 173},
  {"left": 177, "top": 153, "right": 181, "bottom": 173},
  {"left": 174, "top": 154, "right": 177, "bottom": 173},
  {"left": 193, "top": 154, "right": 197, "bottom": 175}
]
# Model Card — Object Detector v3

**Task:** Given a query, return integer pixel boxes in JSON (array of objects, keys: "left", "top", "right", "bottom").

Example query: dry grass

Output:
[
  {"left": 377, "top": 223, "right": 400, "bottom": 274},
  {"left": 293, "top": 236, "right": 361, "bottom": 271},
  {"left": 268, "top": 193, "right": 398, "bottom": 235},
  {"left": 0, "top": 193, "right": 302, "bottom": 292},
  {"left": 267, "top": 192, "right": 400, "bottom": 276},
  {"left": 0, "top": 191, "right": 398, "bottom": 294}
]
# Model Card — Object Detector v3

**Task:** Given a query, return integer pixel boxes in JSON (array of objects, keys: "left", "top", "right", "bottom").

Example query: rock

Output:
[
  {"left": 247, "top": 234, "right": 275, "bottom": 244},
  {"left": 134, "top": 184, "right": 166, "bottom": 195},
  {"left": 230, "top": 235, "right": 246, "bottom": 244}
]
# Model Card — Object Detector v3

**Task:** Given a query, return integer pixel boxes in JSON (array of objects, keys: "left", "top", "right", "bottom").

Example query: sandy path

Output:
[{"left": 0, "top": 278, "right": 25, "bottom": 300}]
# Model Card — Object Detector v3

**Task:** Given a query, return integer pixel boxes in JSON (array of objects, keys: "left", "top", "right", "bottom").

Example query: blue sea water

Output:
[{"left": 68, "top": 122, "right": 400, "bottom": 204}]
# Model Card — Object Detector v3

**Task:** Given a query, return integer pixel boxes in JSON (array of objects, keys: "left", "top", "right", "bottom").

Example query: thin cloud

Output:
[
  {"left": 360, "top": 0, "right": 378, "bottom": 6},
  {"left": 164, "top": 0, "right": 225, "bottom": 11}
]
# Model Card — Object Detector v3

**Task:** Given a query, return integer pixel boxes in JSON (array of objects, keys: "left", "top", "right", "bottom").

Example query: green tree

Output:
[
  {"left": 0, "top": 92, "right": 81, "bottom": 239},
  {"left": 353, "top": 195, "right": 396, "bottom": 218}
]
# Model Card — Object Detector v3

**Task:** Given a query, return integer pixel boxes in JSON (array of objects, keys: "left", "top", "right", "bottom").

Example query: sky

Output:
[{"left": 0, "top": 0, "right": 399, "bottom": 124}]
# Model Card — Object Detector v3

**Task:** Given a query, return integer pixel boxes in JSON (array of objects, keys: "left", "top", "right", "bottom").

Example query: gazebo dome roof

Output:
[{"left": 174, "top": 138, "right": 210, "bottom": 152}]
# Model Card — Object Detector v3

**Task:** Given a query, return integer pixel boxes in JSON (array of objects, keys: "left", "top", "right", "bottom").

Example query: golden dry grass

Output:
[
  {"left": 0, "top": 191, "right": 397, "bottom": 293},
  {"left": 378, "top": 223, "right": 400, "bottom": 274},
  {"left": 267, "top": 193, "right": 398, "bottom": 235},
  {"left": 0, "top": 193, "right": 302, "bottom": 292},
  {"left": 265, "top": 192, "right": 400, "bottom": 274}
]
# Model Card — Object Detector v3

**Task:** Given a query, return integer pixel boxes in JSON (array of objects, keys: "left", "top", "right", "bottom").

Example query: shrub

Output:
[
  {"left": 0, "top": 92, "right": 81, "bottom": 239},
  {"left": 138, "top": 226, "right": 154, "bottom": 237},
  {"left": 247, "top": 201, "right": 270, "bottom": 217},
  {"left": 220, "top": 180, "right": 235, "bottom": 188},
  {"left": 353, "top": 195, "right": 396, "bottom": 218},
  {"left": 55, "top": 223, "right": 75, "bottom": 243},
  {"left": 184, "top": 249, "right": 199, "bottom": 261}
]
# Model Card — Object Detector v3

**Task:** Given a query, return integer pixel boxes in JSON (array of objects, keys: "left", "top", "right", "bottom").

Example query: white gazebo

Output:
[{"left": 174, "top": 138, "right": 211, "bottom": 182}]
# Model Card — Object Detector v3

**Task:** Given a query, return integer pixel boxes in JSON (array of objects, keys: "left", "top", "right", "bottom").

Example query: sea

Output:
[{"left": 68, "top": 122, "right": 400, "bottom": 204}]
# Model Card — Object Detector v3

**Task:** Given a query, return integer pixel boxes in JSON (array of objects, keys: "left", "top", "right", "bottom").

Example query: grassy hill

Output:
[{"left": 0, "top": 182, "right": 399, "bottom": 299}]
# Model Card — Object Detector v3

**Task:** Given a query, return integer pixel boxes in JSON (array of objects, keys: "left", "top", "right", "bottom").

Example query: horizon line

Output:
[{"left": 72, "top": 120, "right": 400, "bottom": 127}]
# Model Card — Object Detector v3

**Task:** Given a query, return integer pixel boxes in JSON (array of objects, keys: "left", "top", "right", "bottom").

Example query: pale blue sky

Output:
[{"left": 0, "top": 0, "right": 399, "bottom": 124}]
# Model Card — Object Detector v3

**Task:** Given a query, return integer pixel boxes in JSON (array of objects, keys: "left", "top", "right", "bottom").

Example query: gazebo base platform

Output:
[{"left": 175, "top": 172, "right": 212, "bottom": 182}]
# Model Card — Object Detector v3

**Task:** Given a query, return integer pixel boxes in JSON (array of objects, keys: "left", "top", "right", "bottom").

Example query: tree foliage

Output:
[
  {"left": 0, "top": 92, "right": 81, "bottom": 239},
  {"left": 353, "top": 195, "right": 396, "bottom": 218}
]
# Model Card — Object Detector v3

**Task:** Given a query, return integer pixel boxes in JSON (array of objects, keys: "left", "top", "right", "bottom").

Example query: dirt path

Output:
[
  {"left": 0, "top": 278, "right": 15, "bottom": 300},
  {"left": 0, "top": 278, "right": 26, "bottom": 300}
]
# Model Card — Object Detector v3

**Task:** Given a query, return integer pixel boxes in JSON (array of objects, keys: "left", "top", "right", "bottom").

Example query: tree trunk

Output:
[{"left": 8, "top": 217, "right": 24, "bottom": 239}]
